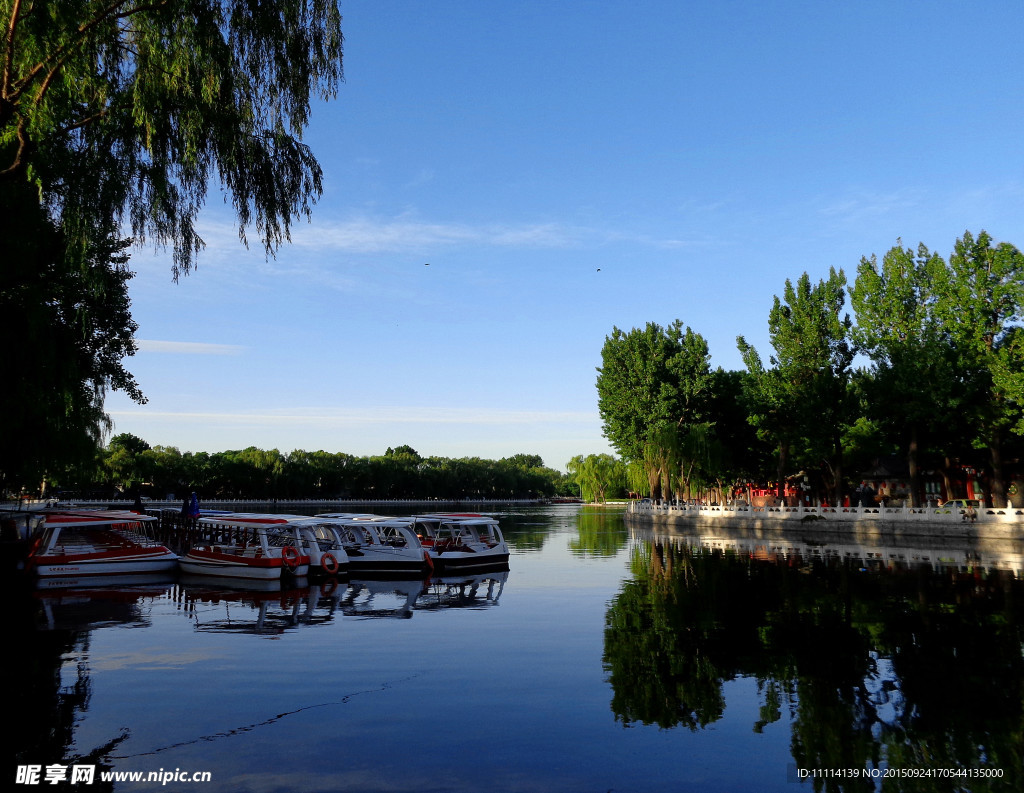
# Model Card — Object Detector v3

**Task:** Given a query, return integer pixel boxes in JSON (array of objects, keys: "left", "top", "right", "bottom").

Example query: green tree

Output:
[
  {"left": 705, "top": 368, "right": 774, "bottom": 492},
  {"left": 0, "top": 191, "right": 142, "bottom": 493},
  {"left": 566, "top": 453, "right": 625, "bottom": 503},
  {"left": 1, "top": 0, "right": 343, "bottom": 273},
  {"left": 739, "top": 270, "right": 854, "bottom": 505},
  {"left": 0, "top": 0, "right": 343, "bottom": 490},
  {"left": 850, "top": 242, "right": 957, "bottom": 506},
  {"left": 141, "top": 445, "right": 185, "bottom": 497},
  {"left": 931, "top": 231, "right": 1024, "bottom": 505},
  {"left": 736, "top": 338, "right": 799, "bottom": 501},
  {"left": 596, "top": 321, "right": 712, "bottom": 498},
  {"left": 101, "top": 432, "right": 151, "bottom": 493}
]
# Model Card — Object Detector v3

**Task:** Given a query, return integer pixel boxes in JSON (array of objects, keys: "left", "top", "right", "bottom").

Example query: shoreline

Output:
[{"left": 626, "top": 501, "right": 1024, "bottom": 543}]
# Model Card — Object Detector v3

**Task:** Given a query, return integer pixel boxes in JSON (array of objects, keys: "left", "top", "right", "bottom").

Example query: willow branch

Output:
[
  {"left": 9, "top": 0, "right": 168, "bottom": 106},
  {"left": 2, "top": 0, "right": 24, "bottom": 98}
]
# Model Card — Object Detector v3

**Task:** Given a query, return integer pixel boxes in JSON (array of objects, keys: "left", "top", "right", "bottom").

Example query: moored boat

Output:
[
  {"left": 411, "top": 514, "right": 510, "bottom": 572},
  {"left": 27, "top": 510, "right": 178, "bottom": 578},
  {"left": 288, "top": 520, "right": 352, "bottom": 578},
  {"left": 179, "top": 514, "right": 315, "bottom": 580},
  {"left": 314, "top": 515, "right": 431, "bottom": 575}
]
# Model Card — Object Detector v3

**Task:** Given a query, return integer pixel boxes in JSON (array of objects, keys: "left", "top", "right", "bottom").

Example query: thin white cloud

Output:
[
  {"left": 817, "top": 189, "right": 922, "bottom": 222},
  {"left": 296, "top": 216, "right": 591, "bottom": 252},
  {"left": 108, "top": 406, "right": 596, "bottom": 426},
  {"left": 193, "top": 213, "right": 686, "bottom": 256},
  {"left": 135, "top": 340, "right": 245, "bottom": 355}
]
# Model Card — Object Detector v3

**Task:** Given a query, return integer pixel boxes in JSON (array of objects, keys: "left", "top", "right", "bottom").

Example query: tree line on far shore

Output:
[
  {"left": 590, "top": 231, "right": 1024, "bottom": 508},
  {"left": 49, "top": 435, "right": 572, "bottom": 501}
]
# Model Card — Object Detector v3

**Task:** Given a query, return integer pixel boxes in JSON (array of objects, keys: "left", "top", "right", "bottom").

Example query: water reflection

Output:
[
  {"left": 178, "top": 577, "right": 330, "bottom": 634},
  {"left": 11, "top": 565, "right": 511, "bottom": 789},
  {"left": 33, "top": 576, "right": 175, "bottom": 630},
  {"left": 605, "top": 526, "right": 1024, "bottom": 785},
  {"left": 415, "top": 570, "right": 507, "bottom": 610},
  {"left": 36, "top": 568, "right": 512, "bottom": 637},
  {"left": 570, "top": 507, "right": 629, "bottom": 557},
  {"left": 6, "top": 581, "right": 147, "bottom": 791}
]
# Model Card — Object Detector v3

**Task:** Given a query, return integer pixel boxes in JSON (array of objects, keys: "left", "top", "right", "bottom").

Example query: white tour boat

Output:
[
  {"left": 411, "top": 514, "right": 510, "bottom": 572},
  {"left": 27, "top": 510, "right": 178, "bottom": 578},
  {"left": 179, "top": 514, "right": 315, "bottom": 580},
  {"left": 314, "top": 515, "right": 431, "bottom": 575},
  {"left": 288, "top": 520, "right": 353, "bottom": 578}
]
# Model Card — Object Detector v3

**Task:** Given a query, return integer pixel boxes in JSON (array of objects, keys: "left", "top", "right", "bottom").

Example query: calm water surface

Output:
[{"left": 8, "top": 504, "right": 1023, "bottom": 792}]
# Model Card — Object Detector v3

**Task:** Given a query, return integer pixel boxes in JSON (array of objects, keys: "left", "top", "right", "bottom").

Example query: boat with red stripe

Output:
[
  {"left": 27, "top": 510, "right": 178, "bottom": 577},
  {"left": 179, "top": 514, "right": 317, "bottom": 580}
]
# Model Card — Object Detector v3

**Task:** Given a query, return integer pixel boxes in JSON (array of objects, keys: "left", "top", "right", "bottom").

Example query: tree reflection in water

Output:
[
  {"left": 603, "top": 540, "right": 1024, "bottom": 789},
  {"left": 571, "top": 507, "right": 630, "bottom": 557},
  {"left": 5, "top": 580, "right": 138, "bottom": 792}
]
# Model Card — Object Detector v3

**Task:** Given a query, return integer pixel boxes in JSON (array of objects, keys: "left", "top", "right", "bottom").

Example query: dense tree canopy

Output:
[
  {"left": 931, "top": 231, "right": 1024, "bottom": 503},
  {"left": 850, "top": 242, "right": 956, "bottom": 505},
  {"left": 596, "top": 321, "right": 714, "bottom": 498},
  {"left": 49, "top": 440, "right": 572, "bottom": 501},
  {"left": 594, "top": 231, "right": 1024, "bottom": 508},
  {"left": 566, "top": 453, "right": 626, "bottom": 503},
  {"left": 739, "top": 269, "right": 855, "bottom": 504},
  {"left": 0, "top": 189, "right": 142, "bottom": 491}
]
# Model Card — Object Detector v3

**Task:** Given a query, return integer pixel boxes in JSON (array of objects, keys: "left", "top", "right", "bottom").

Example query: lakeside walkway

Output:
[{"left": 626, "top": 499, "right": 1024, "bottom": 542}]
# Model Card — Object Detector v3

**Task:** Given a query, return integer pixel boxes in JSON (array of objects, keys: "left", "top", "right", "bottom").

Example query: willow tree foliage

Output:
[
  {"left": 0, "top": 0, "right": 343, "bottom": 490},
  {"left": 566, "top": 453, "right": 625, "bottom": 503},
  {"left": 0, "top": 188, "right": 142, "bottom": 491},
  {"left": 1, "top": 0, "right": 343, "bottom": 273}
]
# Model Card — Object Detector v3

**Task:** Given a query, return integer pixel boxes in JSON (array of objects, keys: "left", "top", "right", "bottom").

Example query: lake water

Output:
[{"left": 8, "top": 504, "right": 1023, "bottom": 792}]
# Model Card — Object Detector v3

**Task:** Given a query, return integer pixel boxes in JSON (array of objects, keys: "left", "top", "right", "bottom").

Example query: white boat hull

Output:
[
  {"left": 32, "top": 550, "right": 179, "bottom": 577},
  {"left": 179, "top": 548, "right": 309, "bottom": 580},
  {"left": 346, "top": 548, "right": 430, "bottom": 575},
  {"left": 427, "top": 548, "right": 510, "bottom": 572}
]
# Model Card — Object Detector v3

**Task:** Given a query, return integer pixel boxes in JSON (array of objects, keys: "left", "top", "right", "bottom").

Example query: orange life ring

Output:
[
  {"left": 423, "top": 550, "right": 434, "bottom": 571},
  {"left": 281, "top": 545, "right": 300, "bottom": 570},
  {"left": 321, "top": 552, "right": 339, "bottom": 575}
]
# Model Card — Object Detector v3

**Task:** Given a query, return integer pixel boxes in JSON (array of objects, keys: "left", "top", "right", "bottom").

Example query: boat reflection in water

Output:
[
  {"left": 32, "top": 574, "right": 176, "bottom": 630},
  {"left": 28, "top": 565, "right": 512, "bottom": 636},
  {"left": 333, "top": 567, "right": 509, "bottom": 619},
  {"left": 416, "top": 568, "right": 507, "bottom": 611},
  {"left": 607, "top": 525, "right": 1024, "bottom": 775},
  {"left": 177, "top": 575, "right": 330, "bottom": 634}
]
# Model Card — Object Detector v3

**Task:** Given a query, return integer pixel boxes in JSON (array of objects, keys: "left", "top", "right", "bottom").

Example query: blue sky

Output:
[{"left": 104, "top": 0, "right": 1024, "bottom": 470}]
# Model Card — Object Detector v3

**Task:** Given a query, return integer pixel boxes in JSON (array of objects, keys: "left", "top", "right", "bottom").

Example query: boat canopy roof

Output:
[
  {"left": 197, "top": 514, "right": 319, "bottom": 529},
  {"left": 43, "top": 510, "right": 157, "bottom": 527},
  {"left": 328, "top": 517, "right": 414, "bottom": 528},
  {"left": 414, "top": 514, "right": 497, "bottom": 525}
]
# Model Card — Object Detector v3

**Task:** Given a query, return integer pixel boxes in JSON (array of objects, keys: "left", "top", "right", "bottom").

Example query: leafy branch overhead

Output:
[{"left": 1, "top": 0, "right": 344, "bottom": 277}]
